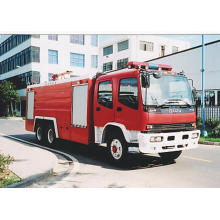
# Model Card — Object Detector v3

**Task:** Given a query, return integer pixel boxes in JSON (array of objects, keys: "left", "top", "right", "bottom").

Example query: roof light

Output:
[
  {"left": 148, "top": 63, "right": 158, "bottom": 70},
  {"left": 127, "top": 61, "right": 173, "bottom": 72},
  {"left": 158, "top": 64, "right": 172, "bottom": 71},
  {"left": 127, "top": 61, "right": 149, "bottom": 69}
]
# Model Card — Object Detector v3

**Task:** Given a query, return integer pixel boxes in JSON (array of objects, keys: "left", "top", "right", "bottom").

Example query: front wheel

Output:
[
  {"left": 107, "top": 133, "right": 129, "bottom": 167},
  {"left": 159, "top": 151, "right": 182, "bottom": 162}
]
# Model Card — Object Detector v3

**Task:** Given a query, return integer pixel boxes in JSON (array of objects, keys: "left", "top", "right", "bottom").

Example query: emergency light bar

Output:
[
  {"left": 158, "top": 64, "right": 172, "bottom": 71},
  {"left": 127, "top": 61, "right": 149, "bottom": 69},
  {"left": 127, "top": 61, "right": 172, "bottom": 71}
]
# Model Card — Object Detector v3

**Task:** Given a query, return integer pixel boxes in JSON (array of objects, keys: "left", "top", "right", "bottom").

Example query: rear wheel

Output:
[
  {"left": 45, "top": 124, "right": 56, "bottom": 146},
  {"left": 35, "top": 123, "right": 44, "bottom": 144},
  {"left": 159, "top": 151, "right": 182, "bottom": 162},
  {"left": 107, "top": 133, "right": 129, "bottom": 167}
]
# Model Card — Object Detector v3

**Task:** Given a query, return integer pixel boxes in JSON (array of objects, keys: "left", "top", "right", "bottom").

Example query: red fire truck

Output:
[{"left": 25, "top": 61, "right": 200, "bottom": 165}]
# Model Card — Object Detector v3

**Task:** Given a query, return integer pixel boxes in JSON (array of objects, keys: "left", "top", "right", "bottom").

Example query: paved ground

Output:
[
  {"left": 0, "top": 119, "right": 220, "bottom": 187},
  {"left": 0, "top": 134, "right": 57, "bottom": 179}
]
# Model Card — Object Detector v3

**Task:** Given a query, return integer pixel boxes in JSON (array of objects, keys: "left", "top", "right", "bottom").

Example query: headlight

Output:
[
  {"left": 191, "top": 133, "right": 199, "bottom": 139},
  {"left": 150, "top": 136, "right": 163, "bottom": 142}
]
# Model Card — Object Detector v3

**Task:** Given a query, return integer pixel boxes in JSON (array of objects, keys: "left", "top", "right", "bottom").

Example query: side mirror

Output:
[
  {"left": 141, "top": 75, "right": 150, "bottom": 88},
  {"left": 153, "top": 71, "right": 162, "bottom": 79},
  {"left": 192, "top": 88, "right": 197, "bottom": 100}
]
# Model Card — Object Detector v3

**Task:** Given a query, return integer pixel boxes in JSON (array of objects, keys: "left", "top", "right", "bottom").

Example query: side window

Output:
[
  {"left": 98, "top": 81, "right": 113, "bottom": 109},
  {"left": 118, "top": 78, "right": 138, "bottom": 110}
]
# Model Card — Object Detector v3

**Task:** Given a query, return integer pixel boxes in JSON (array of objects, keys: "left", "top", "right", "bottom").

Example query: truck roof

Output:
[
  {"left": 96, "top": 68, "right": 139, "bottom": 81},
  {"left": 27, "top": 74, "right": 92, "bottom": 89}
]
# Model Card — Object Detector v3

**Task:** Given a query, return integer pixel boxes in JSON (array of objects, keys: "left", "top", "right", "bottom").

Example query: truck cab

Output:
[{"left": 93, "top": 61, "right": 200, "bottom": 165}]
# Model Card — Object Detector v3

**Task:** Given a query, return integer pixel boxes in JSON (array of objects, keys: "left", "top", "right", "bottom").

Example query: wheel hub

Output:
[
  {"left": 112, "top": 145, "right": 117, "bottom": 153},
  {"left": 110, "top": 139, "right": 123, "bottom": 160}
]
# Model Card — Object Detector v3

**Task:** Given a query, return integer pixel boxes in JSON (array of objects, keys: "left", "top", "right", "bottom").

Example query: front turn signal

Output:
[{"left": 192, "top": 123, "right": 197, "bottom": 129}]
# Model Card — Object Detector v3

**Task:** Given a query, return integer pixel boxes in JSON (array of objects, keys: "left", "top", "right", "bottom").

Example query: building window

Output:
[
  {"left": 140, "top": 41, "right": 154, "bottom": 51},
  {"left": 172, "top": 46, "right": 178, "bottom": 53},
  {"left": 48, "top": 50, "right": 58, "bottom": 64},
  {"left": 117, "top": 58, "right": 128, "bottom": 70},
  {"left": 0, "top": 46, "right": 39, "bottom": 75},
  {"left": 204, "top": 91, "right": 216, "bottom": 106},
  {"left": 103, "top": 62, "right": 113, "bottom": 72},
  {"left": 103, "top": 45, "right": 113, "bottom": 56},
  {"left": 70, "top": 53, "right": 85, "bottom": 67},
  {"left": 48, "top": 35, "right": 58, "bottom": 41},
  {"left": 31, "top": 47, "right": 40, "bottom": 62},
  {"left": 161, "top": 45, "right": 165, "bottom": 56},
  {"left": 0, "top": 35, "right": 31, "bottom": 57},
  {"left": 98, "top": 81, "right": 113, "bottom": 109},
  {"left": 91, "top": 55, "right": 98, "bottom": 68},
  {"left": 118, "top": 78, "right": 138, "bottom": 110},
  {"left": 31, "top": 35, "right": 40, "bottom": 38},
  {"left": 70, "top": 35, "right": 84, "bottom": 45},
  {"left": 118, "top": 40, "right": 129, "bottom": 52},
  {"left": 91, "top": 35, "right": 98, "bottom": 46}
]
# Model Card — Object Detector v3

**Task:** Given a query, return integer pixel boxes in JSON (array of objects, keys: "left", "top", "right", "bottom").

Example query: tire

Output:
[
  {"left": 159, "top": 151, "right": 182, "bottom": 162},
  {"left": 35, "top": 123, "right": 44, "bottom": 144},
  {"left": 45, "top": 124, "right": 56, "bottom": 146},
  {"left": 107, "top": 132, "right": 129, "bottom": 167}
]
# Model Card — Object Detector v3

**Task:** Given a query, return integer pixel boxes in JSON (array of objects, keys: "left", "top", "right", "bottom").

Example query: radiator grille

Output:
[{"left": 149, "top": 123, "right": 194, "bottom": 133}]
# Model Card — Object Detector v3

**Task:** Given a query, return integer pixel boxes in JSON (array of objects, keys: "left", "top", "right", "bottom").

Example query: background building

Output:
[
  {"left": 0, "top": 34, "right": 99, "bottom": 116},
  {"left": 99, "top": 35, "right": 190, "bottom": 72},
  {"left": 146, "top": 40, "right": 220, "bottom": 107}
]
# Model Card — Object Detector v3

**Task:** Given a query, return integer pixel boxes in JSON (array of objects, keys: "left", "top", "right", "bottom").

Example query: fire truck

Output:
[{"left": 25, "top": 61, "right": 200, "bottom": 166}]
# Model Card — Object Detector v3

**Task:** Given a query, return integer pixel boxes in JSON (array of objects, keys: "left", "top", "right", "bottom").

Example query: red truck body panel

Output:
[{"left": 25, "top": 78, "right": 95, "bottom": 145}]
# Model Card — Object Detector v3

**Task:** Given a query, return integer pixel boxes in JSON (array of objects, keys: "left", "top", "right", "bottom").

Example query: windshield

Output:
[{"left": 142, "top": 75, "right": 194, "bottom": 106}]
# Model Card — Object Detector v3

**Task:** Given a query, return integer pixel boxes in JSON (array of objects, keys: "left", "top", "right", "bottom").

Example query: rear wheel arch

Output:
[{"left": 34, "top": 117, "right": 59, "bottom": 138}]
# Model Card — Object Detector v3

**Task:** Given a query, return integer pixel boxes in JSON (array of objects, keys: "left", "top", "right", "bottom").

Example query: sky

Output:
[{"left": 99, "top": 34, "right": 220, "bottom": 48}]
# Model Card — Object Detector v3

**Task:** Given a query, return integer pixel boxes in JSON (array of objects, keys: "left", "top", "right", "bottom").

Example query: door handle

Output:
[
  {"left": 117, "top": 107, "right": 122, "bottom": 112},
  {"left": 96, "top": 107, "right": 101, "bottom": 111}
]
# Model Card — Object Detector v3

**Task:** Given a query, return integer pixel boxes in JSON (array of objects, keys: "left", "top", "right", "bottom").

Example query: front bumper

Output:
[{"left": 138, "top": 130, "right": 200, "bottom": 154}]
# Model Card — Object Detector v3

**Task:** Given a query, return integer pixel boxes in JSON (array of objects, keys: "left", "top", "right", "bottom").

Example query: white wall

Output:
[
  {"left": 135, "top": 35, "right": 190, "bottom": 61},
  {"left": 99, "top": 35, "right": 190, "bottom": 71},
  {"left": 146, "top": 41, "right": 220, "bottom": 90}
]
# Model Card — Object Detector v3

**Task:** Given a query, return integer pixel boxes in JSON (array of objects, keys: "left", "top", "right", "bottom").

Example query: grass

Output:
[
  {"left": 0, "top": 174, "right": 20, "bottom": 188},
  {"left": 199, "top": 137, "right": 220, "bottom": 142},
  {"left": 0, "top": 153, "right": 21, "bottom": 187}
]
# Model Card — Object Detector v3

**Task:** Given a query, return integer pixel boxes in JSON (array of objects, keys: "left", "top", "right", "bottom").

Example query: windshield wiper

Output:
[
  {"left": 156, "top": 99, "right": 192, "bottom": 108},
  {"left": 156, "top": 103, "right": 171, "bottom": 108},
  {"left": 166, "top": 99, "right": 192, "bottom": 107}
]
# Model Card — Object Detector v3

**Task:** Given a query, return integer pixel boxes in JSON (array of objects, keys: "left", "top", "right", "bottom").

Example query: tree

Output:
[{"left": 0, "top": 81, "right": 20, "bottom": 116}]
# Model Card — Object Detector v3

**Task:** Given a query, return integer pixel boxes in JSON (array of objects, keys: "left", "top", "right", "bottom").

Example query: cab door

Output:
[
  {"left": 94, "top": 80, "right": 114, "bottom": 128},
  {"left": 115, "top": 77, "right": 141, "bottom": 130}
]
